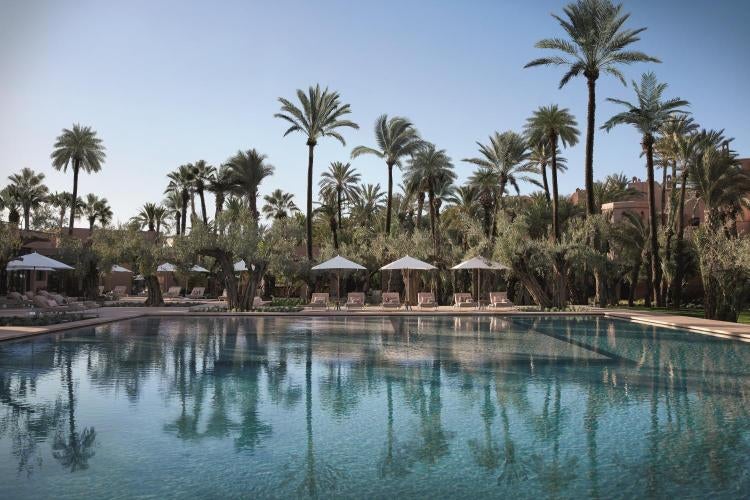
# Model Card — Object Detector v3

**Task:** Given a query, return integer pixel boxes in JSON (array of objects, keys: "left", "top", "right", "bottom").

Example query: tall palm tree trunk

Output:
[
  {"left": 644, "top": 136, "right": 662, "bottom": 306},
  {"left": 585, "top": 76, "right": 597, "bottom": 216},
  {"left": 550, "top": 136, "right": 560, "bottom": 241},
  {"left": 249, "top": 190, "right": 259, "bottom": 221},
  {"left": 306, "top": 143, "right": 315, "bottom": 260},
  {"left": 214, "top": 193, "right": 225, "bottom": 222},
  {"left": 175, "top": 213, "right": 181, "bottom": 236},
  {"left": 337, "top": 188, "right": 343, "bottom": 231},
  {"left": 385, "top": 162, "right": 394, "bottom": 234},
  {"left": 58, "top": 208, "right": 66, "bottom": 231},
  {"left": 660, "top": 164, "right": 667, "bottom": 226},
  {"left": 69, "top": 161, "right": 80, "bottom": 235},
  {"left": 181, "top": 190, "right": 188, "bottom": 234},
  {"left": 199, "top": 189, "right": 208, "bottom": 224},
  {"left": 416, "top": 192, "right": 425, "bottom": 228},
  {"left": 428, "top": 189, "right": 437, "bottom": 252},
  {"left": 23, "top": 207, "right": 30, "bottom": 230},
  {"left": 671, "top": 161, "right": 689, "bottom": 308},
  {"left": 541, "top": 160, "right": 550, "bottom": 203}
]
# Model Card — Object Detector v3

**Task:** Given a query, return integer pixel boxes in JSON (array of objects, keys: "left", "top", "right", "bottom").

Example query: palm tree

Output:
[
  {"left": 351, "top": 115, "right": 423, "bottom": 235},
  {"left": 166, "top": 165, "right": 195, "bottom": 234},
  {"left": 448, "top": 185, "right": 479, "bottom": 218},
  {"left": 319, "top": 161, "right": 360, "bottom": 229},
  {"left": 7, "top": 168, "right": 49, "bottom": 230},
  {"left": 131, "top": 202, "right": 158, "bottom": 231},
  {"left": 525, "top": 0, "right": 659, "bottom": 216},
  {"left": 81, "top": 194, "right": 110, "bottom": 233},
  {"left": 350, "top": 183, "right": 385, "bottom": 228},
  {"left": 47, "top": 191, "right": 78, "bottom": 231},
  {"left": 525, "top": 105, "right": 580, "bottom": 241},
  {"left": 463, "top": 131, "right": 534, "bottom": 211},
  {"left": 191, "top": 160, "right": 215, "bottom": 224},
  {"left": 262, "top": 189, "right": 299, "bottom": 220},
  {"left": 153, "top": 205, "right": 170, "bottom": 236},
  {"left": 163, "top": 191, "right": 183, "bottom": 235},
  {"left": 315, "top": 194, "right": 340, "bottom": 250},
  {"left": 275, "top": 84, "right": 358, "bottom": 260},
  {"left": 0, "top": 187, "right": 21, "bottom": 226},
  {"left": 602, "top": 72, "right": 688, "bottom": 306},
  {"left": 523, "top": 141, "right": 568, "bottom": 203},
  {"left": 593, "top": 172, "right": 642, "bottom": 207},
  {"left": 614, "top": 211, "right": 650, "bottom": 307},
  {"left": 50, "top": 124, "right": 106, "bottom": 234},
  {"left": 468, "top": 168, "right": 501, "bottom": 238},
  {"left": 225, "top": 149, "right": 274, "bottom": 220},
  {"left": 406, "top": 144, "right": 456, "bottom": 250},
  {"left": 208, "top": 165, "right": 233, "bottom": 222}
]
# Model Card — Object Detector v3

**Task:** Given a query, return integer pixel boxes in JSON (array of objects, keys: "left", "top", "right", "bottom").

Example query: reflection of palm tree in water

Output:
[
  {"left": 53, "top": 349, "right": 96, "bottom": 472},
  {"left": 468, "top": 380, "right": 501, "bottom": 471},
  {"left": 413, "top": 359, "right": 453, "bottom": 465},
  {"left": 378, "top": 373, "right": 414, "bottom": 478},
  {"left": 529, "top": 377, "right": 577, "bottom": 496},
  {"left": 495, "top": 382, "right": 528, "bottom": 486}
]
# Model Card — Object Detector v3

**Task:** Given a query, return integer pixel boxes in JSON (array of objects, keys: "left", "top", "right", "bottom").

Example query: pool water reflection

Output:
[{"left": 0, "top": 316, "right": 748, "bottom": 498}]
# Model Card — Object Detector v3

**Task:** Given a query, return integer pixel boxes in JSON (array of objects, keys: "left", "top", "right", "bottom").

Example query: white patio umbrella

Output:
[
  {"left": 234, "top": 260, "right": 248, "bottom": 272},
  {"left": 380, "top": 256, "right": 436, "bottom": 306},
  {"left": 111, "top": 264, "right": 132, "bottom": 273},
  {"left": 189, "top": 264, "right": 210, "bottom": 273},
  {"left": 451, "top": 256, "right": 509, "bottom": 300},
  {"left": 157, "top": 262, "right": 177, "bottom": 272},
  {"left": 7, "top": 252, "right": 74, "bottom": 271},
  {"left": 311, "top": 255, "right": 366, "bottom": 299}
]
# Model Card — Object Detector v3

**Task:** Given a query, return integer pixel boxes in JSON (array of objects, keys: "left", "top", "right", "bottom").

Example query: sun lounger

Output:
[
  {"left": 488, "top": 291, "right": 513, "bottom": 308},
  {"left": 417, "top": 292, "right": 438, "bottom": 309},
  {"left": 381, "top": 292, "right": 401, "bottom": 309},
  {"left": 219, "top": 289, "right": 227, "bottom": 301},
  {"left": 346, "top": 292, "right": 365, "bottom": 310},
  {"left": 24, "top": 291, "right": 35, "bottom": 301},
  {"left": 308, "top": 293, "right": 329, "bottom": 310},
  {"left": 163, "top": 286, "right": 182, "bottom": 299},
  {"left": 188, "top": 287, "right": 205, "bottom": 299},
  {"left": 7, "top": 291, "right": 30, "bottom": 307},
  {"left": 112, "top": 285, "right": 127, "bottom": 298},
  {"left": 453, "top": 293, "right": 477, "bottom": 309},
  {"left": 253, "top": 296, "right": 271, "bottom": 308}
]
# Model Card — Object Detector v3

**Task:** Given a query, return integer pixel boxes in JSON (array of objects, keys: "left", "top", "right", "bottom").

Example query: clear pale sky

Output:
[{"left": 1, "top": 0, "right": 748, "bottom": 224}]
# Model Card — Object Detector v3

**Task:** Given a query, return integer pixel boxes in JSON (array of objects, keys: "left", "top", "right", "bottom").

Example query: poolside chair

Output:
[
  {"left": 308, "top": 293, "right": 329, "bottom": 310},
  {"left": 417, "top": 292, "right": 438, "bottom": 309},
  {"left": 253, "top": 296, "right": 271, "bottom": 308},
  {"left": 97, "top": 285, "right": 105, "bottom": 297},
  {"left": 7, "top": 291, "right": 30, "bottom": 307},
  {"left": 25, "top": 291, "right": 35, "bottom": 301},
  {"left": 188, "top": 287, "right": 205, "bottom": 299},
  {"left": 51, "top": 293, "right": 100, "bottom": 310},
  {"left": 346, "top": 292, "right": 365, "bottom": 310},
  {"left": 163, "top": 286, "right": 182, "bottom": 299},
  {"left": 488, "top": 291, "right": 513, "bottom": 308},
  {"left": 453, "top": 293, "right": 477, "bottom": 309},
  {"left": 381, "top": 292, "right": 401, "bottom": 310},
  {"left": 32, "top": 295, "right": 75, "bottom": 315},
  {"left": 112, "top": 285, "right": 127, "bottom": 299},
  {"left": 219, "top": 289, "right": 227, "bottom": 301}
]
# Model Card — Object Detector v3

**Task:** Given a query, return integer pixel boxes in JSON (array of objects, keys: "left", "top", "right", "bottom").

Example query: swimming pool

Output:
[{"left": 0, "top": 315, "right": 748, "bottom": 498}]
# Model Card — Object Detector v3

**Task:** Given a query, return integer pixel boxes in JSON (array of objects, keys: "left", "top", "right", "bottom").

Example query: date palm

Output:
[
  {"left": 351, "top": 115, "right": 423, "bottom": 235},
  {"left": 448, "top": 185, "right": 480, "bottom": 218},
  {"left": 525, "top": 105, "right": 580, "bottom": 241},
  {"left": 208, "top": 165, "right": 233, "bottom": 222},
  {"left": 593, "top": 172, "right": 641, "bottom": 207},
  {"left": 275, "top": 84, "right": 358, "bottom": 259},
  {"left": 163, "top": 191, "right": 184, "bottom": 235},
  {"left": 132, "top": 202, "right": 158, "bottom": 231},
  {"left": 81, "top": 194, "right": 110, "bottom": 233},
  {"left": 262, "top": 189, "right": 299, "bottom": 220},
  {"left": 7, "top": 168, "right": 49, "bottom": 230},
  {"left": 47, "top": 191, "right": 79, "bottom": 231},
  {"left": 191, "top": 160, "right": 215, "bottom": 224},
  {"left": 225, "top": 149, "right": 274, "bottom": 220},
  {"left": 0, "top": 187, "right": 21, "bottom": 226},
  {"left": 525, "top": 0, "right": 659, "bottom": 216},
  {"left": 602, "top": 72, "right": 688, "bottom": 306},
  {"left": 166, "top": 165, "right": 195, "bottom": 234},
  {"left": 463, "top": 131, "right": 534, "bottom": 210},
  {"left": 51, "top": 124, "right": 106, "bottom": 234},
  {"left": 523, "top": 141, "right": 567, "bottom": 203},
  {"left": 468, "top": 168, "right": 501, "bottom": 238},
  {"left": 153, "top": 205, "right": 170, "bottom": 236},
  {"left": 351, "top": 183, "right": 385, "bottom": 228},
  {"left": 319, "top": 161, "right": 360, "bottom": 229},
  {"left": 406, "top": 144, "right": 456, "bottom": 249}
]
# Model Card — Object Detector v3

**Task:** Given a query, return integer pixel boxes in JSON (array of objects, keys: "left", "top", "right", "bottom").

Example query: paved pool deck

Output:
[{"left": 0, "top": 305, "right": 749, "bottom": 343}]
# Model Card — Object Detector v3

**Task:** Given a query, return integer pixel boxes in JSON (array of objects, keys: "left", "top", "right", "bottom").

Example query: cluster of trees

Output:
[{"left": 1, "top": 0, "right": 749, "bottom": 320}]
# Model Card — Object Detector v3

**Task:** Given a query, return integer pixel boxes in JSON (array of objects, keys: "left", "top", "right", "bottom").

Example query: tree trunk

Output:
[
  {"left": 585, "top": 76, "right": 597, "bottom": 216},
  {"left": 330, "top": 216, "right": 339, "bottom": 250},
  {"left": 214, "top": 192, "right": 225, "bottom": 223},
  {"left": 550, "top": 135, "right": 560, "bottom": 241},
  {"left": 23, "top": 207, "right": 30, "bottom": 230},
  {"left": 181, "top": 190, "right": 188, "bottom": 235},
  {"left": 416, "top": 191, "right": 424, "bottom": 228},
  {"left": 306, "top": 143, "right": 315, "bottom": 260},
  {"left": 145, "top": 275, "right": 164, "bottom": 306},
  {"left": 199, "top": 189, "right": 208, "bottom": 224},
  {"left": 337, "top": 188, "right": 343, "bottom": 231},
  {"left": 541, "top": 159, "right": 550, "bottom": 203},
  {"left": 59, "top": 208, "right": 66, "bottom": 231},
  {"left": 644, "top": 135, "right": 662, "bottom": 307},
  {"left": 660, "top": 163, "right": 667, "bottom": 226},
  {"left": 69, "top": 161, "right": 80, "bottom": 235},
  {"left": 385, "top": 161, "right": 394, "bottom": 235},
  {"left": 627, "top": 260, "right": 641, "bottom": 307},
  {"left": 175, "top": 213, "right": 181, "bottom": 236},
  {"left": 671, "top": 160, "right": 690, "bottom": 308},
  {"left": 428, "top": 188, "right": 437, "bottom": 253}
]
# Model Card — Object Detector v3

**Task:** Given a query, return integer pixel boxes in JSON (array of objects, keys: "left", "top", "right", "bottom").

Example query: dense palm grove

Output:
[{"left": 1, "top": 0, "right": 749, "bottom": 320}]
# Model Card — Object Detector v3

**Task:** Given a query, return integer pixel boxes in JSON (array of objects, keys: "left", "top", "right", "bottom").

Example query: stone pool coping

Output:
[{"left": 0, "top": 306, "right": 748, "bottom": 343}]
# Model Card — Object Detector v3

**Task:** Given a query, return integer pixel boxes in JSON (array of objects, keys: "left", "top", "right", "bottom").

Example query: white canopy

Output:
[
  {"left": 380, "top": 255, "right": 436, "bottom": 271},
  {"left": 312, "top": 255, "right": 366, "bottom": 271},
  {"left": 190, "top": 264, "right": 210, "bottom": 273},
  {"left": 234, "top": 260, "right": 248, "bottom": 272},
  {"left": 157, "top": 262, "right": 177, "bottom": 272},
  {"left": 451, "top": 256, "right": 508, "bottom": 270},
  {"left": 7, "top": 252, "right": 74, "bottom": 271},
  {"left": 134, "top": 274, "right": 145, "bottom": 281},
  {"left": 111, "top": 264, "right": 133, "bottom": 273}
]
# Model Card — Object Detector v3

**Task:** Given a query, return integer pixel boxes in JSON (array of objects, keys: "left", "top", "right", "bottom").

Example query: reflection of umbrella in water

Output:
[
  {"left": 311, "top": 255, "right": 366, "bottom": 299},
  {"left": 380, "top": 256, "right": 436, "bottom": 307}
]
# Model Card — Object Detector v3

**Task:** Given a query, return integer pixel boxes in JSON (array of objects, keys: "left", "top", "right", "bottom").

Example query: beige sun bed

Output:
[
  {"left": 453, "top": 293, "right": 477, "bottom": 309},
  {"left": 308, "top": 293, "right": 329, "bottom": 310},
  {"left": 381, "top": 292, "right": 401, "bottom": 310},
  {"left": 188, "top": 287, "right": 205, "bottom": 299},
  {"left": 417, "top": 292, "right": 438, "bottom": 309},
  {"left": 346, "top": 292, "right": 365, "bottom": 310},
  {"left": 163, "top": 286, "right": 182, "bottom": 299},
  {"left": 253, "top": 296, "right": 271, "bottom": 308},
  {"left": 488, "top": 291, "right": 513, "bottom": 308}
]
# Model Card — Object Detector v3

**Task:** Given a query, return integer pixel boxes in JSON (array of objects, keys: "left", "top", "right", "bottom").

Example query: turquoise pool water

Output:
[{"left": 0, "top": 315, "right": 748, "bottom": 499}]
